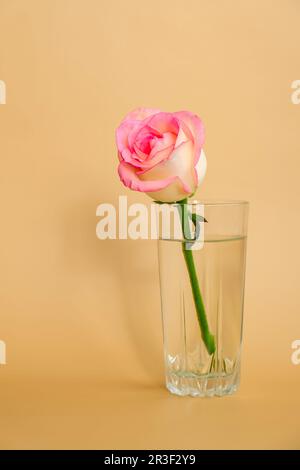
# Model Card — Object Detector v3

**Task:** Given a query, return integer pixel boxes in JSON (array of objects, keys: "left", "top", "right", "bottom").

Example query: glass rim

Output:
[
  {"left": 155, "top": 199, "right": 249, "bottom": 206},
  {"left": 189, "top": 199, "right": 249, "bottom": 206}
]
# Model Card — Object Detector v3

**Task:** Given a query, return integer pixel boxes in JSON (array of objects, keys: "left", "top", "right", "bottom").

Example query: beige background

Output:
[{"left": 0, "top": 0, "right": 300, "bottom": 449}]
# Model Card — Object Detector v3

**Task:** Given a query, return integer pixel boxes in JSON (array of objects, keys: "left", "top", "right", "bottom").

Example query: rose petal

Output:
[
  {"left": 135, "top": 126, "right": 161, "bottom": 153},
  {"left": 149, "top": 132, "right": 176, "bottom": 158},
  {"left": 116, "top": 121, "right": 132, "bottom": 153},
  {"left": 118, "top": 162, "right": 177, "bottom": 192},
  {"left": 133, "top": 143, "right": 148, "bottom": 161},
  {"left": 148, "top": 112, "right": 179, "bottom": 135},
  {"left": 140, "top": 140, "right": 196, "bottom": 194},
  {"left": 146, "top": 179, "right": 190, "bottom": 202},
  {"left": 174, "top": 111, "right": 204, "bottom": 164},
  {"left": 195, "top": 149, "right": 207, "bottom": 185},
  {"left": 128, "top": 121, "right": 162, "bottom": 151},
  {"left": 120, "top": 148, "right": 144, "bottom": 168},
  {"left": 174, "top": 124, "right": 189, "bottom": 148},
  {"left": 136, "top": 144, "right": 174, "bottom": 174},
  {"left": 175, "top": 119, "right": 194, "bottom": 148}
]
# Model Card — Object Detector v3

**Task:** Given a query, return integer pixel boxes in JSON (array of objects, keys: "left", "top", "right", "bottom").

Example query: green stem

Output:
[{"left": 178, "top": 199, "right": 216, "bottom": 355}]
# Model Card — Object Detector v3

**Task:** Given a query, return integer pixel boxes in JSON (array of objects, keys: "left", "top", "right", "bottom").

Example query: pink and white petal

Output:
[
  {"left": 174, "top": 117, "right": 195, "bottom": 149},
  {"left": 174, "top": 124, "right": 190, "bottom": 148},
  {"left": 128, "top": 121, "right": 162, "bottom": 150},
  {"left": 116, "top": 121, "right": 132, "bottom": 153},
  {"left": 118, "top": 162, "right": 177, "bottom": 193},
  {"left": 127, "top": 120, "right": 148, "bottom": 150},
  {"left": 149, "top": 132, "right": 176, "bottom": 158},
  {"left": 173, "top": 111, "right": 205, "bottom": 164},
  {"left": 121, "top": 148, "right": 144, "bottom": 169},
  {"left": 146, "top": 178, "right": 190, "bottom": 203},
  {"left": 133, "top": 143, "right": 148, "bottom": 161},
  {"left": 134, "top": 126, "right": 162, "bottom": 155},
  {"left": 140, "top": 140, "right": 197, "bottom": 195},
  {"left": 148, "top": 112, "right": 179, "bottom": 135},
  {"left": 137, "top": 144, "right": 174, "bottom": 173},
  {"left": 195, "top": 149, "right": 207, "bottom": 185}
]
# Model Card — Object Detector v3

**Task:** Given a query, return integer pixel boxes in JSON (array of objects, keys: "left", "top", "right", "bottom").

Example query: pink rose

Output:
[{"left": 116, "top": 108, "right": 207, "bottom": 202}]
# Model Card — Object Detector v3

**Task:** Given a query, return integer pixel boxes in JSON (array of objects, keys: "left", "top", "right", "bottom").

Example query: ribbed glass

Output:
[{"left": 158, "top": 201, "right": 249, "bottom": 397}]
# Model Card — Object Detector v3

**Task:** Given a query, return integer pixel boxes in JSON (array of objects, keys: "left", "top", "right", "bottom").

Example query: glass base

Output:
[{"left": 166, "top": 370, "right": 240, "bottom": 397}]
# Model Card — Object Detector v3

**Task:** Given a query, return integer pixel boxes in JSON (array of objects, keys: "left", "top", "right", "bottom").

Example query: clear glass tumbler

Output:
[{"left": 157, "top": 200, "right": 249, "bottom": 397}]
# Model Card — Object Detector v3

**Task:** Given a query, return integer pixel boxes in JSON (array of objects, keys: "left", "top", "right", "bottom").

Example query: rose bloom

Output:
[{"left": 116, "top": 108, "right": 207, "bottom": 202}]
